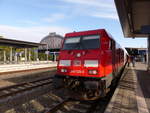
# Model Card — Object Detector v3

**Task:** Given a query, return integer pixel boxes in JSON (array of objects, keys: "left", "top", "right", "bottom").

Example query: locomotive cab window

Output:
[
  {"left": 63, "top": 37, "right": 81, "bottom": 50},
  {"left": 63, "top": 35, "right": 100, "bottom": 50},
  {"left": 82, "top": 35, "right": 100, "bottom": 49},
  {"left": 65, "top": 37, "right": 80, "bottom": 44}
]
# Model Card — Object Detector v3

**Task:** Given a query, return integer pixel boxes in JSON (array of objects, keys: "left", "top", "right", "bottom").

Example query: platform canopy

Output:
[
  {"left": 0, "top": 38, "right": 45, "bottom": 48},
  {"left": 115, "top": 0, "right": 150, "bottom": 38}
]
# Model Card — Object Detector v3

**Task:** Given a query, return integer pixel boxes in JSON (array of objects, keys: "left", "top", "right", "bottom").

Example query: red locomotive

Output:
[{"left": 54, "top": 29, "right": 127, "bottom": 100}]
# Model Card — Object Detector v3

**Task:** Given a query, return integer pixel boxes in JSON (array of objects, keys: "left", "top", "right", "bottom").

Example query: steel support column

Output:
[
  {"left": 36, "top": 48, "right": 39, "bottom": 61},
  {"left": 3, "top": 50, "right": 6, "bottom": 63},
  {"left": 34, "top": 48, "right": 39, "bottom": 61},
  {"left": 54, "top": 52, "right": 56, "bottom": 61},
  {"left": 28, "top": 48, "right": 31, "bottom": 61},
  {"left": 15, "top": 51, "right": 18, "bottom": 63},
  {"left": 25, "top": 48, "right": 27, "bottom": 62},
  {"left": 10, "top": 47, "right": 13, "bottom": 63},
  {"left": 148, "top": 36, "right": 150, "bottom": 71},
  {"left": 46, "top": 44, "right": 48, "bottom": 61}
]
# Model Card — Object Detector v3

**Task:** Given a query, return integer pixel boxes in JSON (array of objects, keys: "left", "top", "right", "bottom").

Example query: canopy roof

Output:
[
  {"left": 0, "top": 38, "right": 44, "bottom": 48},
  {"left": 115, "top": 0, "right": 150, "bottom": 38}
]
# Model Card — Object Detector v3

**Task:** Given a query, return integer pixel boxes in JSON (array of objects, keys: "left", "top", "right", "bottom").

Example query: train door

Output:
[{"left": 111, "top": 40, "right": 116, "bottom": 77}]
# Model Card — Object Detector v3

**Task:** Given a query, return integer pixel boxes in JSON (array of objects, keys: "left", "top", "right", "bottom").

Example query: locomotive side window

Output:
[
  {"left": 62, "top": 35, "right": 100, "bottom": 50},
  {"left": 109, "top": 40, "right": 113, "bottom": 50}
]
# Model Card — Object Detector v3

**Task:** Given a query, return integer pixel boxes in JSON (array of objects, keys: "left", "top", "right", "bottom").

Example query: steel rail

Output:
[
  {"left": 85, "top": 99, "right": 104, "bottom": 113},
  {"left": 0, "top": 76, "right": 53, "bottom": 91},
  {"left": 45, "top": 98, "right": 72, "bottom": 113},
  {"left": 0, "top": 77, "right": 53, "bottom": 99}
]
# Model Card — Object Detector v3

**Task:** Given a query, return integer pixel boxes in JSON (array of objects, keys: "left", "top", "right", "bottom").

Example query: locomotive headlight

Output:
[
  {"left": 84, "top": 60, "right": 98, "bottom": 67},
  {"left": 61, "top": 68, "right": 67, "bottom": 73},
  {"left": 88, "top": 70, "right": 98, "bottom": 75},
  {"left": 59, "top": 60, "right": 71, "bottom": 66}
]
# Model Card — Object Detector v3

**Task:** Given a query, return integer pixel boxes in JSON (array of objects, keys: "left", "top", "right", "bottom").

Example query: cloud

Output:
[
  {"left": 60, "top": 0, "right": 118, "bottom": 20},
  {"left": 43, "top": 13, "right": 66, "bottom": 23},
  {"left": 92, "top": 12, "right": 118, "bottom": 20},
  {"left": 61, "top": 0, "right": 115, "bottom": 9},
  {"left": 21, "top": 20, "right": 38, "bottom": 25},
  {"left": 0, "top": 25, "right": 72, "bottom": 43}
]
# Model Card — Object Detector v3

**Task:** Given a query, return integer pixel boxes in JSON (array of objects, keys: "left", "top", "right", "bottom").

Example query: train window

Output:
[
  {"left": 82, "top": 35, "right": 100, "bottom": 49},
  {"left": 109, "top": 40, "right": 113, "bottom": 50},
  {"left": 63, "top": 37, "right": 81, "bottom": 50},
  {"left": 83, "top": 35, "right": 99, "bottom": 40},
  {"left": 65, "top": 37, "right": 80, "bottom": 44},
  {"left": 62, "top": 35, "right": 100, "bottom": 50}
]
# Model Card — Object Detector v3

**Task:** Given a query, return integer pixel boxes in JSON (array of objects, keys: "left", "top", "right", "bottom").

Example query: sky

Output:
[{"left": 0, "top": 0, "right": 147, "bottom": 48}]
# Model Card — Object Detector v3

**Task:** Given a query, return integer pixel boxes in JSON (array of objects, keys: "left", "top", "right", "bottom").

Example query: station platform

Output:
[
  {"left": 0, "top": 61, "right": 57, "bottom": 74},
  {"left": 105, "top": 62, "right": 150, "bottom": 113}
]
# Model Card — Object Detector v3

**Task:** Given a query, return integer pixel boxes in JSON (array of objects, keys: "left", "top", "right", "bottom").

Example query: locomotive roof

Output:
[{"left": 65, "top": 29, "right": 106, "bottom": 37}]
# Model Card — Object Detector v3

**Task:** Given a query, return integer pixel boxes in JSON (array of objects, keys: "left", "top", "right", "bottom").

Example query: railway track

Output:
[
  {"left": 0, "top": 76, "right": 54, "bottom": 99},
  {"left": 43, "top": 97, "right": 109, "bottom": 113},
  {"left": 0, "top": 66, "right": 125, "bottom": 113},
  {"left": 44, "top": 98, "right": 72, "bottom": 113}
]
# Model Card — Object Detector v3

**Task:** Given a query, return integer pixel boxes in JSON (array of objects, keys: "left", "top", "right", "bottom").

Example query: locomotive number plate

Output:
[
  {"left": 73, "top": 60, "right": 81, "bottom": 66},
  {"left": 70, "top": 70, "right": 84, "bottom": 73}
]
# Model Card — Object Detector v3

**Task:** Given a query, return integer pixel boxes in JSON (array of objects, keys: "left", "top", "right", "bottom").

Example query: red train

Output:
[{"left": 54, "top": 29, "right": 128, "bottom": 100}]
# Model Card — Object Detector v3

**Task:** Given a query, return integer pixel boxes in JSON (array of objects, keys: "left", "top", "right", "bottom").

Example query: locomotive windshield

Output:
[{"left": 63, "top": 35, "right": 100, "bottom": 50}]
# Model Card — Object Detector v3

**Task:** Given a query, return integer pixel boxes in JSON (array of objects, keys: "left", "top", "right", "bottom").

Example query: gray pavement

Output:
[
  {"left": 0, "top": 61, "right": 57, "bottom": 73},
  {"left": 105, "top": 62, "right": 150, "bottom": 113}
]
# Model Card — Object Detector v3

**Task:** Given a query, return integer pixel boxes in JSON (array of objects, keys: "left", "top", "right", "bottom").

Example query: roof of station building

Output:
[
  {"left": 0, "top": 37, "right": 44, "bottom": 48},
  {"left": 39, "top": 32, "right": 64, "bottom": 50}
]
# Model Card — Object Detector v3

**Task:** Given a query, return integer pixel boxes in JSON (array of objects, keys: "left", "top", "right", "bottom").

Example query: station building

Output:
[
  {"left": 39, "top": 32, "right": 64, "bottom": 61},
  {"left": 0, "top": 32, "right": 64, "bottom": 64}
]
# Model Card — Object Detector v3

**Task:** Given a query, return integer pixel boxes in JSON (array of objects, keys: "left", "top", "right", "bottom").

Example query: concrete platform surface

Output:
[
  {"left": 105, "top": 62, "right": 150, "bottom": 113},
  {"left": 0, "top": 61, "right": 57, "bottom": 73}
]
